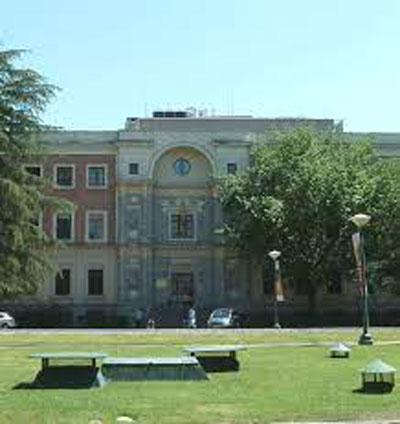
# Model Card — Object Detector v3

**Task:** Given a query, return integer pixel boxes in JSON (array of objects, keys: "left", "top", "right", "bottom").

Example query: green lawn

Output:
[{"left": 1, "top": 329, "right": 400, "bottom": 423}]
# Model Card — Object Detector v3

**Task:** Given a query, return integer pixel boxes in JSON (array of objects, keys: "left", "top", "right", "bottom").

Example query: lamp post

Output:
[
  {"left": 268, "top": 250, "right": 282, "bottom": 329},
  {"left": 350, "top": 213, "right": 373, "bottom": 345}
]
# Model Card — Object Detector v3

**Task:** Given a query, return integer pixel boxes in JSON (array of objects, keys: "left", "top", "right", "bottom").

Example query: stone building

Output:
[{"left": 14, "top": 113, "right": 400, "bottom": 326}]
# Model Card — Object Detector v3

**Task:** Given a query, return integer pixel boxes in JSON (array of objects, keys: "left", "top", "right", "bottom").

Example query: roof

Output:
[
  {"left": 361, "top": 359, "right": 396, "bottom": 373},
  {"left": 125, "top": 117, "right": 338, "bottom": 133},
  {"left": 330, "top": 342, "right": 351, "bottom": 353}
]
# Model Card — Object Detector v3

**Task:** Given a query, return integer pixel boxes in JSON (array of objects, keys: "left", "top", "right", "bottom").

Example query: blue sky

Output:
[{"left": 1, "top": 0, "right": 399, "bottom": 132}]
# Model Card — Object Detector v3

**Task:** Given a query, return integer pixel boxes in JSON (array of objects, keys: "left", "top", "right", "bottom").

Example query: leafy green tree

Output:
[
  {"left": 0, "top": 49, "right": 68, "bottom": 297},
  {"left": 219, "top": 129, "right": 400, "bottom": 312}
]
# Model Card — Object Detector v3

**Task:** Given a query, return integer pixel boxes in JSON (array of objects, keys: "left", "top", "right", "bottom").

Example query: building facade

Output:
[{"left": 13, "top": 114, "right": 400, "bottom": 326}]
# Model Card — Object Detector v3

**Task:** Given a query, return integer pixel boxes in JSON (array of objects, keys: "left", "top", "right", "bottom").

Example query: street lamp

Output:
[
  {"left": 268, "top": 250, "right": 282, "bottom": 329},
  {"left": 350, "top": 213, "right": 373, "bottom": 345}
]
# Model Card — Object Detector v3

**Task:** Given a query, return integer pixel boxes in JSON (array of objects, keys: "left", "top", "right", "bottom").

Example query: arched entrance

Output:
[{"left": 150, "top": 146, "right": 214, "bottom": 315}]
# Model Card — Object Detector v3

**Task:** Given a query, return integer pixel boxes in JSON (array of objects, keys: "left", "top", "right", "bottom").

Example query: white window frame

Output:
[
  {"left": 85, "top": 210, "right": 108, "bottom": 243},
  {"left": 24, "top": 164, "right": 43, "bottom": 177},
  {"left": 169, "top": 212, "right": 196, "bottom": 241},
  {"left": 53, "top": 212, "right": 75, "bottom": 242},
  {"left": 54, "top": 164, "right": 76, "bottom": 189},
  {"left": 86, "top": 164, "right": 108, "bottom": 189},
  {"left": 54, "top": 266, "right": 72, "bottom": 297}
]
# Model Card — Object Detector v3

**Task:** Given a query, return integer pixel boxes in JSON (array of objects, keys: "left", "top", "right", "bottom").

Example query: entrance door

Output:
[{"left": 171, "top": 272, "right": 194, "bottom": 304}]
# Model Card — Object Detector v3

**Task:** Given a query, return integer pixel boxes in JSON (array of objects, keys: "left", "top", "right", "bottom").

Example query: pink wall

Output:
[{"left": 42, "top": 154, "right": 116, "bottom": 244}]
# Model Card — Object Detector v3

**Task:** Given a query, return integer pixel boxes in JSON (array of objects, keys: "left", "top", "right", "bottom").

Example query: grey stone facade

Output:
[{"left": 114, "top": 117, "right": 339, "bottom": 320}]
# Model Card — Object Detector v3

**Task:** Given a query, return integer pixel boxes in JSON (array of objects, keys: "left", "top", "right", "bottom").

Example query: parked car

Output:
[
  {"left": 207, "top": 308, "right": 243, "bottom": 328},
  {"left": 0, "top": 312, "right": 16, "bottom": 329}
]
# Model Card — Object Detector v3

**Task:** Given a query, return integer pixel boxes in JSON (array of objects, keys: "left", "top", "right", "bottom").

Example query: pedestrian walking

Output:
[{"left": 146, "top": 317, "right": 155, "bottom": 329}]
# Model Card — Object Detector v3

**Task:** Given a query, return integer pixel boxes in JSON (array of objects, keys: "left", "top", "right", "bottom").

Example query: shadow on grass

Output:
[
  {"left": 196, "top": 356, "right": 239, "bottom": 373},
  {"left": 13, "top": 366, "right": 106, "bottom": 389},
  {"left": 352, "top": 385, "right": 394, "bottom": 395}
]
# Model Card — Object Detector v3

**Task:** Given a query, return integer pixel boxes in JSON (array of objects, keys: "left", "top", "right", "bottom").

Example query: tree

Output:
[
  {"left": 218, "top": 129, "right": 400, "bottom": 313},
  {"left": 0, "top": 49, "right": 67, "bottom": 297}
]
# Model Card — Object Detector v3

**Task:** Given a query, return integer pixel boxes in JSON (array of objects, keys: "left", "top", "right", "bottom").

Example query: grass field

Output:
[{"left": 1, "top": 328, "right": 400, "bottom": 423}]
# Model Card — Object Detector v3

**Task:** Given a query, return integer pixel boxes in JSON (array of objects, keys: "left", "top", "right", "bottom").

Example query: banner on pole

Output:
[
  {"left": 275, "top": 262, "right": 284, "bottom": 302},
  {"left": 352, "top": 232, "right": 361, "bottom": 266},
  {"left": 352, "top": 232, "right": 365, "bottom": 294}
]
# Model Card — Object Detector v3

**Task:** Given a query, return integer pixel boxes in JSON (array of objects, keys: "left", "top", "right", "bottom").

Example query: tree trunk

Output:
[
  {"left": 297, "top": 268, "right": 319, "bottom": 318},
  {"left": 307, "top": 281, "right": 318, "bottom": 317},
  {"left": 251, "top": 259, "right": 265, "bottom": 313}
]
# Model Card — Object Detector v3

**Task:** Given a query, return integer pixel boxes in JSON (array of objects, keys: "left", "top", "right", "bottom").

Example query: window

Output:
[
  {"left": 86, "top": 211, "right": 107, "bottom": 242},
  {"left": 55, "top": 213, "right": 73, "bottom": 241},
  {"left": 174, "top": 158, "right": 191, "bottom": 176},
  {"left": 170, "top": 213, "right": 194, "bottom": 239},
  {"left": 88, "top": 269, "right": 103, "bottom": 295},
  {"left": 227, "top": 163, "right": 237, "bottom": 175},
  {"left": 25, "top": 166, "right": 42, "bottom": 177},
  {"left": 129, "top": 163, "right": 139, "bottom": 175},
  {"left": 55, "top": 165, "right": 75, "bottom": 188},
  {"left": 87, "top": 165, "right": 107, "bottom": 188},
  {"left": 55, "top": 269, "right": 71, "bottom": 296}
]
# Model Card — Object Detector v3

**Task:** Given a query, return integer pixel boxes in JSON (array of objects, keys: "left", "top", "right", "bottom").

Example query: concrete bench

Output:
[
  {"left": 183, "top": 345, "right": 247, "bottom": 372},
  {"left": 102, "top": 356, "right": 208, "bottom": 381},
  {"left": 29, "top": 352, "right": 108, "bottom": 388}
]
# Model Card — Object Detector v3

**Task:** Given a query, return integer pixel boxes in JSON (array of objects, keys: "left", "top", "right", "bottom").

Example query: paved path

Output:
[
  {"left": 1, "top": 326, "right": 399, "bottom": 335},
  {"left": 3, "top": 327, "right": 400, "bottom": 351}
]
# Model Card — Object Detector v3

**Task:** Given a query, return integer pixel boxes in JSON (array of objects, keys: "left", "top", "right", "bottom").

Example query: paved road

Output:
[{"left": 1, "top": 326, "right": 399, "bottom": 335}]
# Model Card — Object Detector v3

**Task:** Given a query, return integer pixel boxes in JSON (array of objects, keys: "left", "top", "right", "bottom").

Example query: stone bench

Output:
[
  {"left": 183, "top": 345, "right": 247, "bottom": 372},
  {"left": 29, "top": 352, "right": 108, "bottom": 388},
  {"left": 102, "top": 356, "right": 208, "bottom": 381}
]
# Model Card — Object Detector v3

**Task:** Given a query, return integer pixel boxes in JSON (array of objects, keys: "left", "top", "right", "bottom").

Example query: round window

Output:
[{"left": 174, "top": 158, "right": 191, "bottom": 176}]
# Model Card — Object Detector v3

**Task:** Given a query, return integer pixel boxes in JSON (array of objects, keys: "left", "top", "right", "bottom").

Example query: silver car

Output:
[
  {"left": 0, "top": 312, "right": 16, "bottom": 329},
  {"left": 207, "top": 308, "right": 242, "bottom": 328}
]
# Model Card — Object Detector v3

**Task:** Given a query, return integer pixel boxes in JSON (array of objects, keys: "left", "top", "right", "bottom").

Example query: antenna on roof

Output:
[{"left": 185, "top": 107, "right": 196, "bottom": 117}]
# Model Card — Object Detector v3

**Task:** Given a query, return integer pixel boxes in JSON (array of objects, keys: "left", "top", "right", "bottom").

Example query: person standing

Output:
[{"left": 188, "top": 306, "right": 196, "bottom": 329}]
